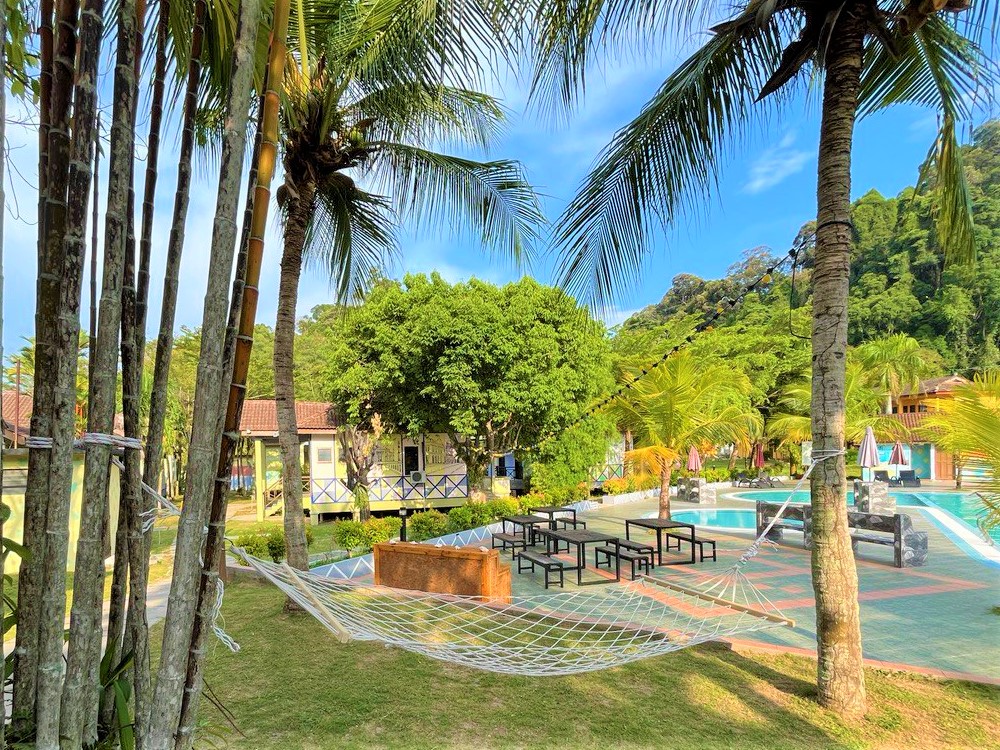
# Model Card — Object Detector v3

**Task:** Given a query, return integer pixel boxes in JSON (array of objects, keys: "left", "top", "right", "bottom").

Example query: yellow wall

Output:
[{"left": 2, "top": 450, "right": 120, "bottom": 573}]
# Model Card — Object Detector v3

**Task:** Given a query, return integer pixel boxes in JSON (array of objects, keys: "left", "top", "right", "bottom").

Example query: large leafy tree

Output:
[
  {"left": 531, "top": 0, "right": 995, "bottom": 714},
  {"left": 271, "top": 0, "right": 543, "bottom": 570},
  {"left": 327, "top": 273, "right": 614, "bottom": 484}
]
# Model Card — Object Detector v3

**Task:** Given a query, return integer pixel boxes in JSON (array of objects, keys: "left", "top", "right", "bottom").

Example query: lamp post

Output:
[{"left": 399, "top": 506, "right": 408, "bottom": 542}]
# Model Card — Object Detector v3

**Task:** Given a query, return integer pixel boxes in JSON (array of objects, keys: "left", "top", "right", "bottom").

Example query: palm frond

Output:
[
  {"left": 526, "top": 0, "right": 721, "bottom": 115},
  {"left": 917, "top": 113, "right": 977, "bottom": 264},
  {"left": 301, "top": 178, "right": 399, "bottom": 301},
  {"left": 373, "top": 143, "right": 544, "bottom": 264},
  {"left": 551, "top": 18, "right": 791, "bottom": 306},
  {"left": 349, "top": 84, "right": 507, "bottom": 150}
]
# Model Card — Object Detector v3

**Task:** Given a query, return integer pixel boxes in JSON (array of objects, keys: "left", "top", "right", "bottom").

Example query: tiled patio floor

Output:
[{"left": 496, "top": 494, "right": 1000, "bottom": 683}]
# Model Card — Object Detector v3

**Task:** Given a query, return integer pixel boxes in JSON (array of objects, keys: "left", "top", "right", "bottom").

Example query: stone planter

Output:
[
  {"left": 854, "top": 480, "right": 895, "bottom": 514},
  {"left": 677, "top": 477, "right": 716, "bottom": 505}
]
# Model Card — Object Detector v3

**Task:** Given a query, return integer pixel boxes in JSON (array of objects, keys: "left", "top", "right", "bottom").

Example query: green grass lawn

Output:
[{"left": 172, "top": 580, "right": 1000, "bottom": 750}]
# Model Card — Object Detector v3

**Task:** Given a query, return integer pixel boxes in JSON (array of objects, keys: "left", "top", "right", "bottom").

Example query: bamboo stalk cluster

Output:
[{"left": 9, "top": 0, "right": 288, "bottom": 746}]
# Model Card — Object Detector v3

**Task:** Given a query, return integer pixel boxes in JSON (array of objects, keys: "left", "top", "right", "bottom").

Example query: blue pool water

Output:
[
  {"left": 670, "top": 509, "right": 757, "bottom": 529},
  {"left": 733, "top": 490, "right": 999, "bottom": 543}
]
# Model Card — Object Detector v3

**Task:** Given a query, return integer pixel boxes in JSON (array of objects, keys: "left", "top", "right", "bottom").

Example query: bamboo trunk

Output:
[
  {"left": 11, "top": 0, "right": 59, "bottom": 730},
  {"left": 59, "top": 0, "right": 134, "bottom": 744},
  {"left": 146, "top": 0, "right": 269, "bottom": 741},
  {"left": 276, "top": 183, "right": 314, "bottom": 573},
  {"left": 810, "top": 4, "right": 867, "bottom": 718},
  {"left": 171, "top": 4, "right": 263, "bottom": 743},
  {"left": 142, "top": 0, "right": 208, "bottom": 506},
  {"left": 33, "top": 0, "right": 85, "bottom": 742}
]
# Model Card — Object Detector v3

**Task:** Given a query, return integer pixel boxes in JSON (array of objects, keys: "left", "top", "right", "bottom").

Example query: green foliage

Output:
[
  {"left": 407, "top": 510, "right": 449, "bottom": 542},
  {"left": 528, "top": 414, "right": 616, "bottom": 493},
  {"left": 3, "top": 0, "right": 40, "bottom": 101},
  {"left": 326, "top": 274, "right": 614, "bottom": 480},
  {"left": 331, "top": 517, "right": 403, "bottom": 552},
  {"left": 234, "top": 526, "right": 315, "bottom": 563}
]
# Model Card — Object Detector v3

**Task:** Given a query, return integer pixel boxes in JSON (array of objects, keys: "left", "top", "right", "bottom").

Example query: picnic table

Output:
[
  {"left": 534, "top": 528, "right": 621, "bottom": 585},
  {"left": 528, "top": 505, "right": 577, "bottom": 529},
  {"left": 501, "top": 515, "right": 550, "bottom": 544},
  {"left": 624, "top": 518, "right": 697, "bottom": 566}
]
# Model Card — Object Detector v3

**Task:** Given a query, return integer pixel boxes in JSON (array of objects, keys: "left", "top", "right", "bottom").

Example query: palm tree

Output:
[
  {"left": 923, "top": 371, "right": 1000, "bottom": 517},
  {"left": 768, "top": 360, "right": 908, "bottom": 447},
  {"left": 531, "top": 0, "right": 993, "bottom": 715},
  {"left": 609, "top": 351, "right": 761, "bottom": 519},
  {"left": 853, "top": 334, "right": 934, "bottom": 413},
  {"left": 272, "top": 0, "right": 543, "bottom": 570}
]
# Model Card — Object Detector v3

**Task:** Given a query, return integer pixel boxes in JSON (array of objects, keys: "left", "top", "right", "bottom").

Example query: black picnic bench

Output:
[
  {"left": 594, "top": 539, "right": 655, "bottom": 580},
  {"left": 516, "top": 549, "right": 569, "bottom": 588},
  {"left": 755, "top": 500, "right": 928, "bottom": 568}
]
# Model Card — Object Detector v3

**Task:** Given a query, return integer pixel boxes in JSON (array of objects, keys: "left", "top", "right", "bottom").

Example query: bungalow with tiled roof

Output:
[
  {"left": 877, "top": 374, "right": 975, "bottom": 483},
  {"left": 239, "top": 399, "right": 468, "bottom": 522}
]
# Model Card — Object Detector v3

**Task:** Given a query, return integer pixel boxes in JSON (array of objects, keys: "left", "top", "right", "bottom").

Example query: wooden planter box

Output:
[{"left": 373, "top": 542, "right": 511, "bottom": 600}]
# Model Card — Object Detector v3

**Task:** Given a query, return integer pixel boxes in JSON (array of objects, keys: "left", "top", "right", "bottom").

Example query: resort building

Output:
[
  {"left": 239, "top": 399, "right": 469, "bottom": 522},
  {"left": 882, "top": 375, "right": 975, "bottom": 482}
]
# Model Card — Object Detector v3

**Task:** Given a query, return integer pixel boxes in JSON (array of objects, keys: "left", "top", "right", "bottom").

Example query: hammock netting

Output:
[{"left": 234, "top": 552, "right": 793, "bottom": 676}]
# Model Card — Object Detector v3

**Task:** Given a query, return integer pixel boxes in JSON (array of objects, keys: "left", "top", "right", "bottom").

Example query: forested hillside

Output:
[{"left": 622, "top": 120, "right": 1000, "bottom": 374}]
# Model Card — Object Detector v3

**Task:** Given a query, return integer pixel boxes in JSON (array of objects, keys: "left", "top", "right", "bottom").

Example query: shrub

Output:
[
  {"left": 601, "top": 477, "right": 630, "bottom": 495},
  {"left": 446, "top": 505, "right": 477, "bottom": 534},
  {"left": 362, "top": 517, "right": 402, "bottom": 548},
  {"left": 332, "top": 520, "right": 367, "bottom": 551},
  {"left": 517, "top": 492, "right": 546, "bottom": 514},
  {"left": 636, "top": 474, "right": 660, "bottom": 491},
  {"left": 408, "top": 510, "right": 449, "bottom": 542},
  {"left": 232, "top": 525, "right": 314, "bottom": 563},
  {"left": 332, "top": 517, "right": 403, "bottom": 552}
]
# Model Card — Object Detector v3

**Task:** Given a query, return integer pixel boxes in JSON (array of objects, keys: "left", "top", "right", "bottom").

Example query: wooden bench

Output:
[
  {"left": 516, "top": 549, "right": 568, "bottom": 588},
  {"left": 593, "top": 545, "right": 652, "bottom": 580},
  {"left": 492, "top": 532, "right": 527, "bottom": 557}
]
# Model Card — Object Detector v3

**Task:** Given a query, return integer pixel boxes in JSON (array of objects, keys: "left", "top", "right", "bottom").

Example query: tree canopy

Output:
[{"left": 320, "top": 273, "right": 614, "bottom": 481}]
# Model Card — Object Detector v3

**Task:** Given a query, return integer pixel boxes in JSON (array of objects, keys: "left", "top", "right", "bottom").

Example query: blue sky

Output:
[{"left": 0, "top": 35, "right": 984, "bottom": 356}]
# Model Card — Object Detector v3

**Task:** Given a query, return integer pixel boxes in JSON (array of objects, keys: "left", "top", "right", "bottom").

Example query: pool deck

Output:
[{"left": 496, "top": 488, "right": 1000, "bottom": 684}]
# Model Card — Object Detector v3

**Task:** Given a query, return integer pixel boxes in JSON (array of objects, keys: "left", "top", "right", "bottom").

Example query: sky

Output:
[{"left": 0, "top": 27, "right": 990, "bottom": 357}]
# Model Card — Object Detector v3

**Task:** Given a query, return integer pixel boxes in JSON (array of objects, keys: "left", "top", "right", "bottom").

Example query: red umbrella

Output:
[
  {"left": 888, "top": 441, "right": 908, "bottom": 479},
  {"left": 686, "top": 445, "right": 702, "bottom": 474},
  {"left": 753, "top": 443, "right": 766, "bottom": 469}
]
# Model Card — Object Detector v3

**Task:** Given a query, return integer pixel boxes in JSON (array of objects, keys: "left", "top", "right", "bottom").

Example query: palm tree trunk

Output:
[
  {"left": 146, "top": 4, "right": 264, "bottom": 744},
  {"left": 58, "top": 0, "right": 134, "bottom": 743},
  {"left": 276, "top": 182, "right": 316, "bottom": 573},
  {"left": 810, "top": 4, "right": 867, "bottom": 718},
  {"left": 657, "top": 463, "right": 671, "bottom": 519}
]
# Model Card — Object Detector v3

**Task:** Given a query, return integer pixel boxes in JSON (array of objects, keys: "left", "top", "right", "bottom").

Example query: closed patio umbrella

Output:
[
  {"left": 888, "top": 440, "right": 908, "bottom": 479},
  {"left": 753, "top": 443, "right": 765, "bottom": 469},
  {"left": 858, "top": 426, "right": 879, "bottom": 474},
  {"left": 686, "top": 445, "right": 702, "bottom": 475}
]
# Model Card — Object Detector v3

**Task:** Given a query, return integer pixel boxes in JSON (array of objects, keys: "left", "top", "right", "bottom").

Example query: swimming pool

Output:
[
  {"left": 669, "top": 508, "right": 757, "bottom": 531},
  {"left": 733, "top": 489, "right": 1000, "bottom": 545}
]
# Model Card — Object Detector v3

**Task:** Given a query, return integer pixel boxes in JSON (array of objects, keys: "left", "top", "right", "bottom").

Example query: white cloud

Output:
[
  {"left": 599, "top": 306, "right": 641, "bottom": 328},
  {"left": 743, "top": 132, "right": 811, "bottom": 194}
]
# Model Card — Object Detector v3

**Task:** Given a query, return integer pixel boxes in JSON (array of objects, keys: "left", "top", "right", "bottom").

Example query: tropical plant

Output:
[
  {"left": 609, "top": 351, "right": 761, "bottom": 519},
  {"left": 271, "top": 0, "right": 543, "bottom": 571},
  {"left": 922, "top": 371, "right": 1000, "bottom": 529},
  {"left": 768, "top": 360, "right": 909, "bottom": 447},
  {"left": 531, "top": 0, "right": 994, "bottom": 715},
  {"left": 853, "top": 334, "right": 935, "bottom": 412}
]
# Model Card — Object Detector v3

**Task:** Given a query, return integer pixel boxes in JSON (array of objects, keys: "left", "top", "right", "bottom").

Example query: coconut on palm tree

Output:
[
  {"left": 272, "top": 0, "right": 543, "bottom": 570},
  {"left": 609, "top": 351, "right": 761, "bottom": 519},
  {"left": 530, "top": 0, "right": 993, "bottom": 715}
]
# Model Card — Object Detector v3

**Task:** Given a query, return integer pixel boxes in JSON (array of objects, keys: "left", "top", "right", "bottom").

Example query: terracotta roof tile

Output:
[
  {"left": 1, "top": 390, "right": 33, "bottom": 437},
  {"left": 239, "top": 399, "right": 338, "bottom": 435}
]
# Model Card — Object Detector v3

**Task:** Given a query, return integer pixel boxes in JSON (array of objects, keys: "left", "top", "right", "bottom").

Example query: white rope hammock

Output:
[
  {"left": 28, "top": 432, "right": 837, "bottom": 675},
  {"left": 226, "top": 452, "right": 842, "bottom": 677}
]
